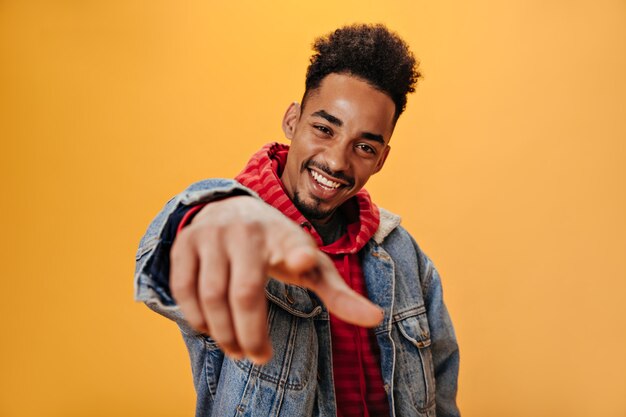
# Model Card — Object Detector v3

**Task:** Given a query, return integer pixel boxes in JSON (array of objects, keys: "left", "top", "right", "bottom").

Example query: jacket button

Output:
[{"left": 285, "top": 288, "right": 295, "bottom": 304}]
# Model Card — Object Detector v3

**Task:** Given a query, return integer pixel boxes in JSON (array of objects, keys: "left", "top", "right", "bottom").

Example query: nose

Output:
[{"left": 322, "top": 140, "right": 350, "bottom": 174}]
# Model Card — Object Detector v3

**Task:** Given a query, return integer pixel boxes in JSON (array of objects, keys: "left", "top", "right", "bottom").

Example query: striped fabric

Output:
[{"left": 235, "top": 143, "right": 390, "bottom": 417}]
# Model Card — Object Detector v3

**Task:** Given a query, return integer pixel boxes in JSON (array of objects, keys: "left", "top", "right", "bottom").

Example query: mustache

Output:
[{"left": 302, "top": 159, "right": 355, "bottom": 187}]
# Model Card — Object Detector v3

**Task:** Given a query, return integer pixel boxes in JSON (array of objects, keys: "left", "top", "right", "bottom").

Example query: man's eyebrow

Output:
[
  {"left": 361, "top": 132, "right": 385, "bottom": 145},
  {"left": 311, "top": 109, "right": 386, "bottom": 144},
  {"left": 311, "top": 110, "right": 343, "bottom": 127}
]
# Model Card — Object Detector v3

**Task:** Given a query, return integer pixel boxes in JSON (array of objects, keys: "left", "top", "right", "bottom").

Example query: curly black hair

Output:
[{"left": 303, "top": 24, "right": 420, "bottom": 121}]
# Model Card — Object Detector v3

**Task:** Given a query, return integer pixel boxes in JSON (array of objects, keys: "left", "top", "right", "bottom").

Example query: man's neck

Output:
[{"left": 311, "top": 210, "right": 346, "bottom": 246}]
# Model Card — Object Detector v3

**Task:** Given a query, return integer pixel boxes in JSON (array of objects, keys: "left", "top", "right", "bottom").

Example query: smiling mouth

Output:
[{"left": 308, "top": 168, "right": 344, "bottom": 190}]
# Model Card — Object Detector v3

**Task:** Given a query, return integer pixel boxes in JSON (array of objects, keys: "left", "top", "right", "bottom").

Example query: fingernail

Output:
[
  {"left": 249, "top": 347, "right": 273, "bottom": 365},
  {"left": 249, "top": 355, "right": 266, "bottom": 365},
  {"left": 225, "top": 347, "right": 243, "bottom": 359}
]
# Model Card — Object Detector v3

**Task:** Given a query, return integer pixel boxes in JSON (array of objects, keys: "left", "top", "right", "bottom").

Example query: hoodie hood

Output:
[{"left": 235, "top": 142, "right": 380, "bottom": 254}]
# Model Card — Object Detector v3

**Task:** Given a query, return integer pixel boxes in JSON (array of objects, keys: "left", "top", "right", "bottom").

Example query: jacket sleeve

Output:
[
  {"left": 133, "top": 178, "right": 255, "bottom": 333},
  {"left": 416, "top": 243, "right": 461, "bottom": 417}
]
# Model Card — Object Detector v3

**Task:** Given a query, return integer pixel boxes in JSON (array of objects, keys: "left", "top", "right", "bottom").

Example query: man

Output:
[{"left": 135, "top": 24, "right": 460, "bottom": 417}]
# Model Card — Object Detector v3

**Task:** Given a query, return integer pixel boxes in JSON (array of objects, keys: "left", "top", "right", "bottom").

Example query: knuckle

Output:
[
  {"left": 215, "top": 336, "right": 239, "bottom": 353},
  {"left": 199, "top": 286, "right": 227, "bottom": 306},
  {"left": 283, "top": 230, "right": 312, "bottom": 250},
  {"left": 169, "top": 239, "right": 187, "bottom": 263},
  {"left": 170, "top": 279, "right": 193, "bottom": 300},
  {"left": 206, "top": 223, "right": 225, "bottom": 238},
  {"left": 231, "top": 284, "right": 263, "bottom": 309},
  {"left": 185, "top": 316, "right": 206, "bottom": 331},
  {"left": 196, "top": 226, "right": 222, "bottom": 248},
  {"left": 230, "top": 220, "right": 264, "bottom": 238}
]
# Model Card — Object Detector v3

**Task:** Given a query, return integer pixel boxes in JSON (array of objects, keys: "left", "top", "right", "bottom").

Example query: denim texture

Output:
[{"left": 134, "top": 179, "right": 460, "bottom": 417}]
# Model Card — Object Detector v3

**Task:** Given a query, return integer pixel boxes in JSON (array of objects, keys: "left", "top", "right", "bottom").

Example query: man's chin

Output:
[{"left": 293, "top": 192, "right": 335, "bottom": 221}]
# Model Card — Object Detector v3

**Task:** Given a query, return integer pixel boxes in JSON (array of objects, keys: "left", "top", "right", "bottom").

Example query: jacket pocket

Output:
[
  {"left": 232, "top": 302, "right": 318, "bottom": 392},
  {"left": 178, "top": 331, "right": 224, "bottom": 410},
  {"left": 394, "top": 308, "right": 437, "bottom": 414},
  {"left": 202, "top": 336, "right": 224, "bottom": 398}
]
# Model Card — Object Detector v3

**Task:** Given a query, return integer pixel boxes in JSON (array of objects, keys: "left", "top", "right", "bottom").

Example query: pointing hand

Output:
[{"left": 170, "top": 196, "right": 384, "bottom": 363}]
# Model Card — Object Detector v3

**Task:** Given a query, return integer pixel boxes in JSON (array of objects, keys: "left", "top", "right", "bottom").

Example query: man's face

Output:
[{"left": 280, "top": 73, "right": 396, "bottom": 224}]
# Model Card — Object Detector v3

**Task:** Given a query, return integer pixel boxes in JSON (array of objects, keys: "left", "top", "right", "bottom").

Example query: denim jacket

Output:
[{"left": 134, "top": 179, "right": 460, "bottom": 417}]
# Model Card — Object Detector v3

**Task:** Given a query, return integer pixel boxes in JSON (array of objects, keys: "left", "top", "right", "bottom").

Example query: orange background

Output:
[{"left": 1, "top": 1, "right": 625, "bottom": 416}]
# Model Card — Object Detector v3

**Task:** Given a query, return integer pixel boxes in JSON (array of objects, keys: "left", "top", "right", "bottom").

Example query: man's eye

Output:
[
  {"left": 356, "top": 144, "right": 376, "bottom": 154},
  {"left": 314, "top": 125, "right": 332, "bottom": 135}
]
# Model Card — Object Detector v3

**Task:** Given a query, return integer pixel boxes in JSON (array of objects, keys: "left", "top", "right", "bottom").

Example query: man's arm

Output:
[
  {"left": 135, "top": 180, "right": 384, "bottom": 364},
  {"left": 134, "top": 179, "right": 253, "bottom": 331}
]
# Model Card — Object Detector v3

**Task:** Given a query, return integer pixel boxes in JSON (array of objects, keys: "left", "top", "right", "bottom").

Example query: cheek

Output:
[
  {"left": 290, "top": 135, "right": 314, "bottom": 154},
  {"left": 359, "top": 161, "right": 380, "bottom": 177},
  {"left": 352, "top": 170, "right": 370, "bottom": 187}
]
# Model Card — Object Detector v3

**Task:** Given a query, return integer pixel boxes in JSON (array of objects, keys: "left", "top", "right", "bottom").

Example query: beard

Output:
[{"left": 292, "top": 191, "right": 335, "bottom": 221}]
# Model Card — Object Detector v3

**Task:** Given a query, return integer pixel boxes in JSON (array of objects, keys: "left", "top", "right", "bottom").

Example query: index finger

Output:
[
  {"left": 264, "top": 218, "right": 384, "bottom": 328},
  {"left": 302, "top": 254, "right": 384, "bottom": 328}
]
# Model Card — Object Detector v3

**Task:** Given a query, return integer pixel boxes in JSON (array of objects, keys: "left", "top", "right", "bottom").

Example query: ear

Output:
[
  {"left": 282, "top": 102, "right": 301, "bottom": 140},
  {"left": 374, "top": 145, "right": 391, "bottom": 174}
]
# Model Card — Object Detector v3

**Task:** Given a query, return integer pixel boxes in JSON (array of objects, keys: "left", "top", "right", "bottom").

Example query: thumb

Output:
[
  {"left": 267, "top": 227, "right": 383, "bottom": 328},
  {"left": 283, "top": 245, "right": 318, "bottom": 274},
  {"left": 300, "top": 253, "right": 384, "bottom": 328},
  {"left": 267, "top": 241, "right": 317, "bottom": 282}
]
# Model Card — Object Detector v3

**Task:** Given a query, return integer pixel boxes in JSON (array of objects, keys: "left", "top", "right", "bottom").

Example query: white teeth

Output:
[{"left": 310, "top": 170, "right": 341, "bottom": 189}]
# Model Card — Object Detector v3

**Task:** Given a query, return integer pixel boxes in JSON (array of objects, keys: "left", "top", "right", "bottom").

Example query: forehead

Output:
[{"left": 302, "top": 73, "right": 396, "bottom": 141}]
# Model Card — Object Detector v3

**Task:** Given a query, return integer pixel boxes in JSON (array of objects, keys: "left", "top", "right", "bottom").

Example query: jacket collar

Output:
[{"left": 373, "top": 207, "right": 402, "bottom": 244}]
